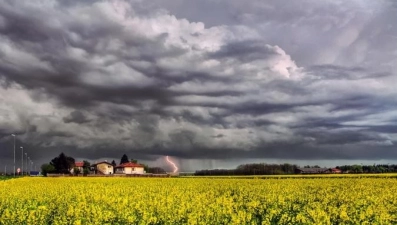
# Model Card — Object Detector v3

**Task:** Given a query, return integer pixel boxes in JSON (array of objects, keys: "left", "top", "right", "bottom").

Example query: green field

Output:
[{"left": 0, "top": 176, "right": 17, "bottom": 181}]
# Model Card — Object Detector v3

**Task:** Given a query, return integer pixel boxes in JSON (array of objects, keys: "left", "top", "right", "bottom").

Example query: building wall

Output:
[
  {"left": 97, "top": 163, "right": 113, "bottom": 174},
  {"left": 124, "top": 167, "right": 132, "bottom": 174},
  {"left": 123, "top": 167, "right": 145, "bottom": 174},
  {"left": 134, "top": 167, "right": 144, "bottom": 174},
  {"left": 115, "top": 167, "right": 124, "bottom": 173}
]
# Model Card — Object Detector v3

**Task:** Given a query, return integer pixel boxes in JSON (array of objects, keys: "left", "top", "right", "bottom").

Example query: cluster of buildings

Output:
[{"left": 72, "top": 161, "right": 145, "bottom": 175}]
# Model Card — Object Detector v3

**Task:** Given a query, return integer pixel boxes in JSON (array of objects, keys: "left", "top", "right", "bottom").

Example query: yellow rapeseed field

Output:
[{"left": 1, "top": 177, "right": 397, "bottom": 224}]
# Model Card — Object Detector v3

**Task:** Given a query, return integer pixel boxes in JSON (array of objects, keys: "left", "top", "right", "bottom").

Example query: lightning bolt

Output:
[{"left": 165, "top": 156, "right": 178, "bottom": 173}]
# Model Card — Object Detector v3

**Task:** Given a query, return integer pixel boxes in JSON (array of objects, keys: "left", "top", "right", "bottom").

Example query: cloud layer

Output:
[{"left": 0, "top": 0, "right": 396, "bottom": 170}]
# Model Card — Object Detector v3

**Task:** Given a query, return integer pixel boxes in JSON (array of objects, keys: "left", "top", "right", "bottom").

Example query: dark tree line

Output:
[
  {"left": 195, "top": 163, "right": 397, "bottom": 176},
  {"left": 195, "top": 163, "right": 298, "bottom": 176},
  {"left": 145, "top": 167, "right": 166, "bottom": 174},
  {"left": 337, "top": 164, "right": 397, "bottom": 173}
]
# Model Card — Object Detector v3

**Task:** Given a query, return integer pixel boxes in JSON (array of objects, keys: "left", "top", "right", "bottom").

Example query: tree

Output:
[
  {"left": 111, "top": 160, "right": 117, "bottom": 167},
  {"left": 83, "top": 160, "right": 91, "bottom": 169},
  {"left": 41, "top": 163, "right": 56, "bottom": 176},
  {"left": 147, "top": 167, "right": 166, "bottom": 174},
  {"left": 111, "top": 160, "right": 117, "bottom": 173},
  {"left": 351, "top": 165, "right": 363, "bottom": 173},
  {"left": 130, "top": 159, "right": 138, "bottom": 163},
  {"left": 73, "top": 167, "right": 81, "bottom": 175},
  {"left": 120, "top": 154, "right": 129, "bottom": 165},
  {"left": 83, "top": 168, "right": 89, "bottom": 176},
  {"left": 50, "top": 152, "right": 75, "bottom": 174},
  {"left": 143, "top": 164, "right": 149, "bottom": 172}
]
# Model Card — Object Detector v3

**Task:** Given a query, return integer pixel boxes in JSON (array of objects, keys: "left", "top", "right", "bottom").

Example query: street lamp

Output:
[
  {"left": 27, "top": 157, "right": 30, "bottom": 174},
  {"left": 25, "top": 153, "right": 28, "bottom": 175},
  {"left": 11, "top": 134, "right": 15, "bottom": 176},
  {"left": 20, "top": 146, "right": 23, "bottom": 176}
]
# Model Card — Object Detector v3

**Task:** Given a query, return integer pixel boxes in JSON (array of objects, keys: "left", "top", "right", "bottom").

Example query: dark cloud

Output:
[
  {"left": 366, "top": 125, "right": 397, "bottom": 134},
  {"left": 63, "top": 111, "right": 90, "bottom": 124},
  {"left": 0, "top": 0, "right": 396, "bottom": 171}
]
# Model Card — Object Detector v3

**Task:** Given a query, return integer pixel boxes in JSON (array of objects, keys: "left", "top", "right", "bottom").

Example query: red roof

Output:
[
  {"left": 116, "top": 162, "right": 144, "bottom": 168},
  {"left": 75, "top": 162, "right": 84, "bottom": 167}
]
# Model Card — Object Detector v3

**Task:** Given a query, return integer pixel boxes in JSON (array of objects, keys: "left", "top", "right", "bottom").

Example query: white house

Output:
[{"left": 115, "top": 162, "right": 145, "bottom": 174}]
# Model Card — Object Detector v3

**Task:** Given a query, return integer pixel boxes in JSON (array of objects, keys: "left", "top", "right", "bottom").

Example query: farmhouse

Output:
[
  {"left": 330, "top": 168, "right": 342, "bottom": 174},
  {"left": 115, "top": 162, "right": 145, "bottom": 174},
  {"left": 91, "top": 161, "right": 114, "bottom": 175},
  {"left": 70, "top": 161, "right": 84, "bottom": 174},
  {"left": 75, "top": 161, "right": 84, "bottom": 171}
]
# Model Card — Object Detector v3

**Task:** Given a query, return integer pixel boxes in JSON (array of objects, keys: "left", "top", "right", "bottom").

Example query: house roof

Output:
[
  {"left": 92, "top": 161, "right": 113, "bottom": 166},
  {"left": 75, "top": 162, "right": 84, "bottom": 167},
  {"left": 115, "top": 162, "right": 144, "bottom": 168}
]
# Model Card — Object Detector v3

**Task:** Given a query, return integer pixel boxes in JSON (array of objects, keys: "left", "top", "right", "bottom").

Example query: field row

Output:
[{"left": 1, "top": 177, "right": 397, "bottom": 224}]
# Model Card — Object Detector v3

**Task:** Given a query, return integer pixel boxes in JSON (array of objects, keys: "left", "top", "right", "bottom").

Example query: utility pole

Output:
[
  {"left": 12, "top": 134, "right": 15, "bottom": 176},
  {"left": 29, "top": 159, "right": 33, "bottom": 176},
  {"left": 27, "top": 157, "right": 30, "bottom": 175},
  {"left": 20, "top": 146, "right": 24, "bottom": 176},
  {"left": 25, "top": 153, "right": 28, "bottom": 175}
]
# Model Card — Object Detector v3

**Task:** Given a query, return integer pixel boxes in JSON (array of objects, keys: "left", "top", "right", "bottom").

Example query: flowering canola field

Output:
[{"left": 1, "top": 177, "right": 397, "bottom": 224}]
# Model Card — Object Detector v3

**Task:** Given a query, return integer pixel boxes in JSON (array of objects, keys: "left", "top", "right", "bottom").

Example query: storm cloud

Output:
[{"left": 0, "top": 0, "right": 396, "bottom": 171}]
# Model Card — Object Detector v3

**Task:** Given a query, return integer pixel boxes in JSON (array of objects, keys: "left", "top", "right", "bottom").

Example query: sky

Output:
[{"left": 0, "top": 0, "right": 396, "bottom": 172}]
